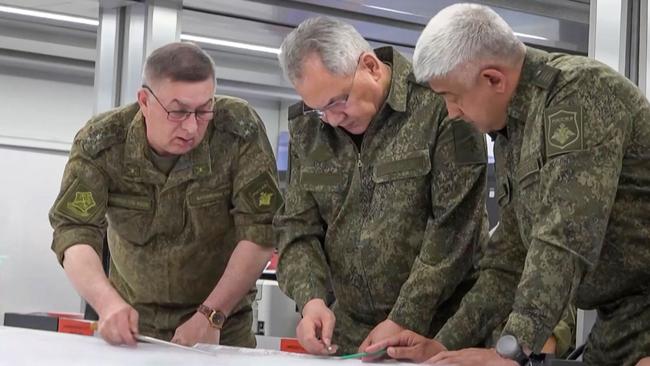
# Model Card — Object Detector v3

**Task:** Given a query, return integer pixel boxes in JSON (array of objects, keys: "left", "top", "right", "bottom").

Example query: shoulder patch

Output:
[
  {"left": 77, "top": 104, "right": 137, "bottom": 157},
  {"left": 453, "top": 121, "right": 487, "bottom": 165},
  {"left": 213, "top": 96, "right": 261, "bottom": 141},
  {"left": 532, "top": 64, "right": 561, "bottom": 90},
  {"left": 241, "top": 171, "right": 282, "bottom": 213},
  {"left": 544, "top": 106, "right": 583, "bottom": 158},
  {"left": 54, "top": 178, "right": 105, "bottom": 222},
  {"left": 80, "top": 124, "right": 125, "bottom": 157}
]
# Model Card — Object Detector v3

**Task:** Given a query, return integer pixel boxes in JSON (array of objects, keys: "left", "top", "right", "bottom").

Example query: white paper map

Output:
[{"left": 0, "top": 326, "right": 412, "bottom": 365}]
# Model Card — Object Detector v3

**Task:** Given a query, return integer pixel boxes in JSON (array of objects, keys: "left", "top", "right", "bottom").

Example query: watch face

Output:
[
  {"left": 209, "top": 311, "right": 226, "bottom": 327},
  {"left": 496, "top": 335, "right": 528, "bottom": 365},
  {"left": 496, "top": 335, "right": 519, "bottom": 358}
]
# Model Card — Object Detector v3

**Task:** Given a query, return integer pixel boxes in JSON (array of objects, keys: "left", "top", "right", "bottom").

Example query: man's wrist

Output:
[
  {"left": 197, "top": 304, "right": 226, "bottom": 329},
  {"left": 496, "top": 335, "right": 529, "bottom": 366},
  {"left": 302, "top": 298, "right": 326, "bottom": 315}
]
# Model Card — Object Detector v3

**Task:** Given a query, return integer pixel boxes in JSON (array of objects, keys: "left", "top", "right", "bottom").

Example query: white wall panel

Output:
[
  {"left": 0, "top": 71, "right": 94, "bottom": 147},
  {"left": 0, "top": 147, "right": 80, "bottom": 319},
  {"left": 0, "top": 68, "right": 95, "bottom": 318}
]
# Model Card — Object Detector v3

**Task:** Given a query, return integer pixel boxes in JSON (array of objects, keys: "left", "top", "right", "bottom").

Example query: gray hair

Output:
[
  {"left": 142, "top": 42, "right": 216, "bottom": 87},
  {"left": 413, "top": 3, "right": 525, "bottom": 83},
  {"left": 278, "top": 16, "right": 373, "bottom": 83}
]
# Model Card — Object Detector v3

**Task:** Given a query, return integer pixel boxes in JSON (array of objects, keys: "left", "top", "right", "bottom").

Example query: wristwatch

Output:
[
  {"left": 496, "top": 334, "right": 529, "bottom": 366},
  {"left": 197, "top": 304, "right": 226, "bottom": 329}
]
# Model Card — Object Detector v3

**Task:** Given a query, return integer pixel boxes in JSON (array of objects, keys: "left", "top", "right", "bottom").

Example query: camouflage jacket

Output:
[
  {"left": 436, "top": 47, "right": 650, "bottom": 352},
  {"left": 50, "top": 96, "right": 281, "bottom": 332},
  {"left": 274, "top": 47, "right": 488, "bottom": 334}
]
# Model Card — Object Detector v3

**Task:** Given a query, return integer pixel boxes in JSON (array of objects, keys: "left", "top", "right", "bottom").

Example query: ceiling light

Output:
[
  {"left": 0, "top": 5, "right": 99, "bottom": 26},
  {"left": 181, "top": 34, "right": 280, "bottom": 55},
  {"left": 363, "top": 5, "right": 416, "bottom": 16},
  {"left": 514, "top": 32, "right": 548, "bottom": 41}
]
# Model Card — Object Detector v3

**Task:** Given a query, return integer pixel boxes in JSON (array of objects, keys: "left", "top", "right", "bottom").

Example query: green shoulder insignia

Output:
[
  {"left": 54, "top": 178, "right": 105, "bottom": 222},
  {"left": 532, "top": 64, "right": 561, "bottom": 90},
  {"left": 544, "top": 106, "right": 584, "bottom": 158},
  {"left": 453, "top": 121, "right": 487, "bottom": 165},
  {"left": 241, "top": 171, "right": 282, "bottom": 213},
  {"left": 77, "top": 104, "right": 137, "bottom": 157},
  {"left": 80, "top": 123, "right": 126, "bottom": 157},
  {"left": 213, "top": 96, "right": 260, "bottom": 141}
]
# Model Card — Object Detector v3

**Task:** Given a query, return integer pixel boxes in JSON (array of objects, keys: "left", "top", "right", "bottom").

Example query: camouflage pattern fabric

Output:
[
  {"left": 50, "top": 96, "right": 281, "bottom": 346},
  {"left": 435, "top": 47, "right": 650, "bottom": 366},
  {"left": 274, "top": 47, "right": 489, "bottom": 354}
]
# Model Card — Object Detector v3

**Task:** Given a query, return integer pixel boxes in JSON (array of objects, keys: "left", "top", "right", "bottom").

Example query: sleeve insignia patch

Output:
[
  {"left": 544, "top": 106, "right": 583, "bottom": 158},
  {"left": 68, "top": 191, "right": 96, "bottom": 216},
  {"left": 241, "top": 171, "right": 282, "bottom": 213},
  {"left": 55, "top": 178, "right": 104, "bottom": 222}
]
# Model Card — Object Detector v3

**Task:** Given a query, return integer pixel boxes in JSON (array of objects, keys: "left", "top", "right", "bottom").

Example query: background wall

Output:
[
  {"left": 0, "top": 65, "right": 95, "bottom": 318},
  {"left": 0, "top": 147, "right": 78, "bottom": 317},
  {"left": 0, "top": 70, "right": 284, "bottom": 319}
]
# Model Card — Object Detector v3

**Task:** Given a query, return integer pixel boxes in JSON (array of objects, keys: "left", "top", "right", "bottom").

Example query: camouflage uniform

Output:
[
  {"left": 489, "top": 304, "right": 576, "bottom": 357},
  {"left": 274, "top": 47, "right": 489, "bottom": 354},
  {"left": 435, "top": 47, "right": 650, "bottom": 366},
  {"left": 49, "top": 96, "right": 281, "bottom": 347}
]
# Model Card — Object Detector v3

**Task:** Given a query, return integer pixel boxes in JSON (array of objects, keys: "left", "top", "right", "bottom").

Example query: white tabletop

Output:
[{"left": 0, "top": 326, "right": 412, "bottom": 365}]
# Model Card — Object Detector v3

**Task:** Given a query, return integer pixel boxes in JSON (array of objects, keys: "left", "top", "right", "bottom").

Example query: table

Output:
[{"left": 0, "top": 326, "right": 411, "bottom": 365}]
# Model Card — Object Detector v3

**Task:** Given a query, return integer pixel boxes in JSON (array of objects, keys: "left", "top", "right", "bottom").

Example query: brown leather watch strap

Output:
[{"left": 197, "top": 304, "right": 226, "bottom": 329}]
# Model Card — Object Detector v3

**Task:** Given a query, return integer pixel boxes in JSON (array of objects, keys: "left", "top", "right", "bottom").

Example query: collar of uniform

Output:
[
  {"left": 506, "top": 47, "right": 550, "bottom": 123},
  {"left": 123, "top": 109, "right": 213, "bottom": 186},
  {"left": 374, "top": 46, "right": 409, "bottom": 113},
  {"left": 165, "top": 121, "right": 213, "bottom": 190},
  {"left": 123, "top": 110, "right": 165, "bottom": 184}
]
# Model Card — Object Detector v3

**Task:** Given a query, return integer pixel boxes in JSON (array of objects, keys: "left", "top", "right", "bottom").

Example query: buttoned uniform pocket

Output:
[
  {"left": 369, "top": 149, "right": 431, "bottom": 280},
  {"left": 371, "top": 149, "right": 431, "bottom": 225},
  {"left": 299, "top": 167, "right": 348, "bottom": 225},
  {"left": 371, "top": 149, "right": 432, "bottom": 207},
  {"left": 186, "top": 183, "right": 232, "bottom": 240},
  {"left": 107, "top": 193, "right": 154, "bottom": 245},
  {"left": 372, "top": 149, "right": 432, "bottom": 184}
]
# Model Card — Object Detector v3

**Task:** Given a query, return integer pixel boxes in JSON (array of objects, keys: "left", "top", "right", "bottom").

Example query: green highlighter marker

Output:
[{"left": 339, "top": 348, "right": 387, "bottom": 360}]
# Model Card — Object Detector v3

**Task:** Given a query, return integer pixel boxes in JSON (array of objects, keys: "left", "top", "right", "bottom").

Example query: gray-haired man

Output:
[
  {"left": 367, "top": 4, "right": 650, "bottom": 366},
  {"left": 273, "top": 16, "right": 489, "bottom": 355}
]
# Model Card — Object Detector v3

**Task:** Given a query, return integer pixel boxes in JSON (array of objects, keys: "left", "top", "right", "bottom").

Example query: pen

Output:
[{"left": 339, "top": 348, "right": 387, "bottom": 360}]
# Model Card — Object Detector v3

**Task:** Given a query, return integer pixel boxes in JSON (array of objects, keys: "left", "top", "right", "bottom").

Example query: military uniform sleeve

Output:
[
  {"left": 388, "top": 120, "right": 489, "bottom": 334},
  {"left": 435, "top": 189, "right": 528, "bottom": 349},
  {"left": 553, "top": 304, "right": 576, "bottom": 357},
  {"left": 502, "top": 78, "right": 629, "bottom": 352},
  {"left": 231, "top": 108, "right": 282, "bottom": 248},
  {"left": 49, "top": 142, "right": 109, "bottom": 266},
  {"left": 273, "top": 128, "right": 330, "bottom": 311}
]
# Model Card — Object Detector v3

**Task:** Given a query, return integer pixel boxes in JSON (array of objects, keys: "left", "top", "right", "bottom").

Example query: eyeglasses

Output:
[
  {"left": 302, "top": 55, "right": 362, "bottom": 123},
  {"left": 142, "top": 85, "right": 214, "bottom": 122}
]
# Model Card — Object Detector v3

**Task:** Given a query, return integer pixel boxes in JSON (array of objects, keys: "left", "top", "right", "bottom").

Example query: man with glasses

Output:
[
  {"left": 273, "top": 17, "right": 489, "bottom": 355},
  {"left": 49, "top": 42, "right": 281, "bottom": 348}
]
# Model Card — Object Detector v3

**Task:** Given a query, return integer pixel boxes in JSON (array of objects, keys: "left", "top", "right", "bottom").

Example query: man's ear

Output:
[
  {"left": 137, "top": 88, "right": 149, "bottom": 113},
  {"left": 361, "top": 53, "right": 383, "bottom": 81},
  {"left": 480, "top": 68, "right": 507, "bottom": 93}
]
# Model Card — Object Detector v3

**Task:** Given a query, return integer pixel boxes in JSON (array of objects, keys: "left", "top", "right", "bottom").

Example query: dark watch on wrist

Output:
[
  {"left": 496, "top": 334, "right": 529, "bottom": 366},
  {"left": 197, "top": 304, "right": 226, "bottom": 329}
]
